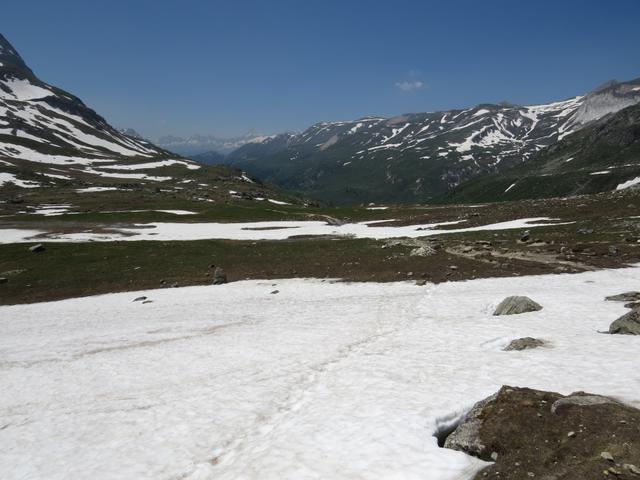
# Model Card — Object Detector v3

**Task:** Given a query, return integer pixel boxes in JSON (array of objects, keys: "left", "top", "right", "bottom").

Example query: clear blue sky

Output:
[{"left": 3, "top": 0, "right": 640, "bottom": 138}]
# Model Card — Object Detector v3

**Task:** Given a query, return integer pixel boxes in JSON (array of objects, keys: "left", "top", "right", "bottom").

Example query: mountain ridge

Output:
[{"left": 227, "top": 78, "right": 640, "bottom": 204}]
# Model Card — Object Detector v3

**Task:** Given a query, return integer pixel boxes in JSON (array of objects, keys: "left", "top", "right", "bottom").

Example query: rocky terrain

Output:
[{"left": 443, "top": 386, "right": 640, "bottom": 479}]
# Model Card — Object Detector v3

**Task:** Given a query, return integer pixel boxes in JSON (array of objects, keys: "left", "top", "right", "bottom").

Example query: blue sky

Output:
[{"left": 3, "top": 0, "right": 640, "bottom": 138}]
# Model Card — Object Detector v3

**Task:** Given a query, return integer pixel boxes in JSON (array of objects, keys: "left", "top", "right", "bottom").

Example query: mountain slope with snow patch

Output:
[{"left": 228, "top": 79, "right": 640, "bottom": 204}]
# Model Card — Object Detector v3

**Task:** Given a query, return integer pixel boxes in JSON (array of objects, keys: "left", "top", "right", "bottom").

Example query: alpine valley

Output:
[{"left": 3, "top": 12, "right": 640, "bottom": 480}]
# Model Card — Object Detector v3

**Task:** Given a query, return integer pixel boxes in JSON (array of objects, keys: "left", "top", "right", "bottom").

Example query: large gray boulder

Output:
[
  {"left": 493, "top": 296, "right": 542, "bottom": 316},
  {"left": 609, "top": 309, "right": 640, "bottom": 335}
]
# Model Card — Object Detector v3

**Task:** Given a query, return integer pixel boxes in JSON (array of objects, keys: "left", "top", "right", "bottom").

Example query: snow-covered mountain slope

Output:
[
  {"left": 228, "top": 79, "right": 640, "bottom": 204},
  {"left": 0, "top": 33, "right": 206, "bottom": 189},
  {"left": 446, "top": 102, "right": 640, "bottom": 202}
]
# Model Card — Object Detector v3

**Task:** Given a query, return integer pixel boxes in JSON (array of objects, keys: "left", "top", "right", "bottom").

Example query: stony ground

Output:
[
  {"left": 1, "top": 189, "right": 640, "bottom": 304},
  {"left": 445, "top": 386, "right": 640, "bottom": 480}
]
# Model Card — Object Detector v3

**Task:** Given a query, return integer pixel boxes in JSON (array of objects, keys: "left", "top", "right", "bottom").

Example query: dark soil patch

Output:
[{"left": 447, "top": 386, "right": 640, "bottom": 480}]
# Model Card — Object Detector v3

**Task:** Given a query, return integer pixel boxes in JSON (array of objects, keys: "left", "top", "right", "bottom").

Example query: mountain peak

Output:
[{"left": 0, "top": 33, "right": 33, "bottom": 76}]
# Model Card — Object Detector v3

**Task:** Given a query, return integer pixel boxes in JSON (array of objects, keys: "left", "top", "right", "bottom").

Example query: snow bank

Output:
[
  {"left": 0, "top": 267, "right": 638, "bottom": 479},
  {"left": 0, "top": 217, "right": 569, "bottom": 244}
]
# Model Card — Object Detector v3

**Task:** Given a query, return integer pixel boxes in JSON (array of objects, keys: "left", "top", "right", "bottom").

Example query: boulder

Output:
[
  {"left": 503, "top": 337, "right": 545, "bottom": 351},
  {"left": 493, "top": 296, "right": 542, "bottom": 316},
  {"left": 606, "top": 291, "right": 640, "bottom": 302},
  {"left": 29, "top": 243, "right": 45, "bottom": 253},
  {"left": 608, "top": 309, "right": 640, "bottom": 335}
]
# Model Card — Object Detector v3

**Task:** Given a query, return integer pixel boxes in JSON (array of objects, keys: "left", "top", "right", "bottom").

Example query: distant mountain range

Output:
[
  {"left": 155, "top": 132, "right": 274, "bottom": 158},
  {"left": 227, "top": 78, "right": 640, "bottom": 204}
]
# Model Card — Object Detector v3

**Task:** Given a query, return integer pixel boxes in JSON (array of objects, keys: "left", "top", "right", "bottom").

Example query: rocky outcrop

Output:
[{"left": 441, "top": 386, "right": 640, "bottom": 480}]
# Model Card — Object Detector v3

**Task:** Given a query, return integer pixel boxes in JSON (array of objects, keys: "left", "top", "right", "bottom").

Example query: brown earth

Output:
[{"left": 445, "top": 386, "right": 640, "bottom": 480}]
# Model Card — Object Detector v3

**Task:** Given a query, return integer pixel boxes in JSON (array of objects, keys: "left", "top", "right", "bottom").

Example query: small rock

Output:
[
  {"left": 410, "top": 245, "right": 436, "bottom": 257},
  {"left": 29, "top": 244, "right": 45, "bottom": 253},
  {"left": 491, "top": 451, "right": 498, "bottom": 461},
  {"left": 142, "top": 300, "right": 153, "bottom": 304},
  {"left": 415, "top": 279, "right": 427, "bottom": 286},
  {"left": 608, "top": 245, "right": 619, "bottom": 256},
  {"left": 171, "top": 282, "right": 179, "bottom": 288},
  {"left": 494, "top": 296, "right": 543, "bottom": 316},
  {"left": 449, "top": 265, "right": 458, "bottom": 270},
  {"left": 133, "top": 296, "right": 147, "bottom": 302},
  {"left": 0, "top": 277, "right": 7, "bottom": 284},
  {"left": 504, "top": 337, "right": 545, "bottom": 351},
  {"left": 601, "top": 451, "right": 614, "bottom": 462},
  {"left": 270, "top": 290, "right": 279, "bottom": 294},
  {"left": 520, "top": 230, "right": 531, "bottom": 242},
  {"left": 213, "top": 267, "right": 227, "bottom": 285},
  {"left": 551, "top": 393, "right": 619, "bottom": 414},
  {"left": 624, "top": 464, "right": 640, "bottom": 475},
  {"left": 567, "top": 431, "right": 576, "bottom": 438}
]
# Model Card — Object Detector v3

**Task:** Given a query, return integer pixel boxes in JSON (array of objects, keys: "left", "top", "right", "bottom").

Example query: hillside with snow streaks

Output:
[
  {"left": 0, "top": 33, "right": 203, "bottom": 189},
  {"left": 229, "top": 79, "right": 640, "bottom": 203}
]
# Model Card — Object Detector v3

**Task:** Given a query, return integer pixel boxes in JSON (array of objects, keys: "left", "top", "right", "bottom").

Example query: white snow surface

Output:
[
  {"left": 0, "top": 172, "right": 41, "bottom": 188},
  {"left": 103, "top": 159, "right": 200, "bottom": 171},
  {"left": 1, "top": 77, "right": 52, "bottom": 101},
  {"left": 616, "top": 176, "right": 640, "bottom": 190},
  {"left": 75, "top": 186, "right": 121, "bottom": 193},
  {"left": 0, "top": 217, "right": 568, "bottom": 244},
  {"left": 1, "top": 267, "right": 639, "bottom": 480}
]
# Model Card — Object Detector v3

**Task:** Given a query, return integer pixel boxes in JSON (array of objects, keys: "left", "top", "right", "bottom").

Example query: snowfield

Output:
[
  {"left": 1, "top": 267, "right": 639, "bottom": 480},
  {"left": 0, "top": 217, "right": 569, "bottom": 243}
]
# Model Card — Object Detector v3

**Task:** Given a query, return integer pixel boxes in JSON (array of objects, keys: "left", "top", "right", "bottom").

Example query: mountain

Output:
[
  {"left": 156, "top": 132, "right": 274, "bottom": 157},
  {"left": 0, "top": 33, "right": 284, "bottom": 202},
  {"left": 189, "top": 150, "right": 227, "bottom": 165},
  {"left": 228, "top": 79, "right": 640, "bottom": 204},
  {"left": 446, "top": 102, "right": 640, "bottom": 202}
]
